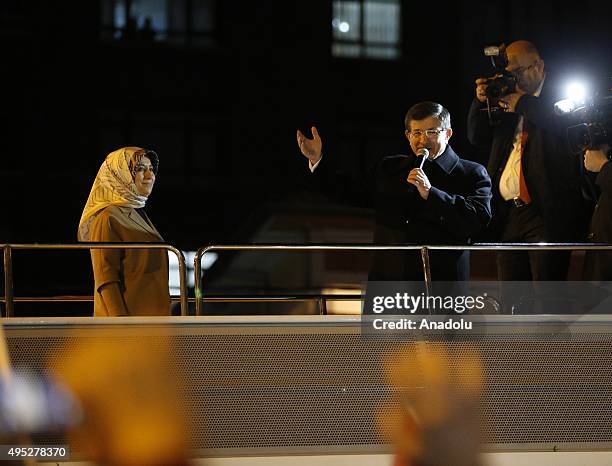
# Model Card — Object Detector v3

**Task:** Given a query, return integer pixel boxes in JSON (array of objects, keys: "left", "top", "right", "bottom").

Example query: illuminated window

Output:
[
  {"left": 100, "top": 0, "right": 215, "bottom": 46},
  {"left": 332, "top": 0, "right": 401, "bottom": 60}
]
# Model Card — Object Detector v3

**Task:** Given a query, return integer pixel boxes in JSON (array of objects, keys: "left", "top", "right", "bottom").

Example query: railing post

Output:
[
  {"left": 318, "top": 296, "right": 327, "bottom": 315},
  {"left": 420, "top": 246, "right": 432, "bottom": 298},
  {"left": 171, "top": 247, "right": 189, "bottom": 316},
  {"left": 194, "top": 247, "right": 205, "bottom": 316},
  {"left": 3, "top": 245, "right": 14, "bottom": 318}
]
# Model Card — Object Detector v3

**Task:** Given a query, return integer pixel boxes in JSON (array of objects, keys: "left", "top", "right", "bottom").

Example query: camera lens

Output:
[{"left": 485, "top": 82, "right": 503, "bottom": 100}]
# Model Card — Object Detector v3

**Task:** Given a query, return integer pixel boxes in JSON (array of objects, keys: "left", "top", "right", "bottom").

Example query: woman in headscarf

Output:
[{"left": 78, "top": 147, "right": 170, "bottom": 316}]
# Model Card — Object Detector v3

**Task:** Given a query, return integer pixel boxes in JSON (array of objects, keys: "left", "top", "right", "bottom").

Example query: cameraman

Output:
[
  {"left": 583, "top": 144, "right": 612, "bottom": 280},
  {"left": 467, "top": 40, "right": 588, "bottom": 284}
]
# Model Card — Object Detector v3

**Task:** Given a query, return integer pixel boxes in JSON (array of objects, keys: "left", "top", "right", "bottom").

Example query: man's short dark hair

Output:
[{"left": 404, "top": 101, "right": 451, "bottom": 130}]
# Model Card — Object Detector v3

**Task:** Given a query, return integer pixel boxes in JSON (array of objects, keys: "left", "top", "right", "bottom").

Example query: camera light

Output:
[
  {"left": 566, "top": 82, "right": 587, "bottom": 104},
  {"left": 554, "top": 99, "right": 577, "bottom": 114}
]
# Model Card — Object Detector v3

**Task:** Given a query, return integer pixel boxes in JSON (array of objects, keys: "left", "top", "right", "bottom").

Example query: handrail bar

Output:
[
  {"left": 4, "top": 243, "right": 612, "bottom": 317},
  {"left": 1, "top": 243, "right": 188, "bottom": 317},
  {"left": 0, "top": 296, "right": 196, "bottom": 303},
  {"left": 194, "top": 243, "right": 612, "bottom": 316},
  {"left": 0, "top": 295, "right": 361, "bottom": 302}
]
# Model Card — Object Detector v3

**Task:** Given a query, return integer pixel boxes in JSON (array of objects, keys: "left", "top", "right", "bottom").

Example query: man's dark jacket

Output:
[
  {"left": 307, "top": 145, "right": 492, "bottom": 281},
  {"left": 584, "top": 161, "right": 612, "bottom": 280},
  {"left": 467, "top": 80, "right": 590, "bottom": 241}
]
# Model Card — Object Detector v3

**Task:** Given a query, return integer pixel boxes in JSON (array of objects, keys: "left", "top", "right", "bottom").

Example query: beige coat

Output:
[{"left": 89, "top": 205, "right": 170, "bottom": 316}]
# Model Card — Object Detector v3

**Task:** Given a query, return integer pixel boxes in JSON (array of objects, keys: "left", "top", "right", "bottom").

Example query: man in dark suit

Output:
[
  {"left": 467, "top": 40, "right": 588, "bottom": 283},
  {"left": 583, "top": 144, "right": 612, "bottom": 280},
  {"left": 296, "top": 101, "right": 492, "bottom": 282}
]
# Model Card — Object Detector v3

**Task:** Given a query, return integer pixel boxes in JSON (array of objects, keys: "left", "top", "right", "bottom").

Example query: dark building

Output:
[{"left": 1, "top": 1, "right": 611, "bottom": 315}]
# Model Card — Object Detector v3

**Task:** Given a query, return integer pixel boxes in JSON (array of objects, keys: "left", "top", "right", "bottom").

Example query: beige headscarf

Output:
[{"left": 78, "top": 147, "right": 157, "bottom": 241}]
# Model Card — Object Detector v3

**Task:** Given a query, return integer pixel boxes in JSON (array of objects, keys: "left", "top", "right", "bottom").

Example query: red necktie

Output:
[{"left": 518, "top": 130, "right": 531, "bottom": 204}]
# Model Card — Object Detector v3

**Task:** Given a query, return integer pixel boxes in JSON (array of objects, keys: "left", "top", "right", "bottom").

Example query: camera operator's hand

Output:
[
  {"left": 475, "top": 78, "right": 488, "bottom": 103},
  {"left": 498, "top": 91, "right": 525, "bottom": 113},
  {"left": 584, "top": 144, "right": 611, "bottom": 173}
]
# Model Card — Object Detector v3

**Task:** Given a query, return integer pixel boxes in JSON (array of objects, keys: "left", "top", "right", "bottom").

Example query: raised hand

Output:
[{"left": 296, "top": 126, "right": 323, "bottom": 165}]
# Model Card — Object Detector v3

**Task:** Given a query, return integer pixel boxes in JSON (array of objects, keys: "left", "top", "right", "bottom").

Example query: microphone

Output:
[{"left": 416, "top": 148, "right": 430, "bottom": 169}]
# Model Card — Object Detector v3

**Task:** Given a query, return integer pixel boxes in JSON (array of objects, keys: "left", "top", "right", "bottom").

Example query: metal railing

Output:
[
  {"left": 194, "top": 243, "right": 612, "bottom": 316},
  {"left": 3, "top": 242, "right": 612, "bottom": 318},
  {"left": 194, "top": 244, "right": 434, "bottom": 316},
  {"left": 1, "top": 243, "right": 188, "bottom": 317}
]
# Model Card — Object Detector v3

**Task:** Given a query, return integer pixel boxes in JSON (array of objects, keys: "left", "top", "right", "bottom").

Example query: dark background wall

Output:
[{"left": 1, "top": 0, "right": 611, "bottom": 306}]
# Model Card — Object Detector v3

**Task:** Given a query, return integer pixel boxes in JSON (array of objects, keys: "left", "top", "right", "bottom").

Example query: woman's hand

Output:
[{"left": 99, "top": 282, "right": 129, "bottom": 316}]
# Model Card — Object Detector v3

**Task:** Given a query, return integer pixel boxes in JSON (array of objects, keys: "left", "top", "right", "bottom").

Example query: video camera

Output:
[
  {"left": 483, "top": 44, "right": 517, "bottom": 101},
  {"left": 554, "top": 78, "right": 612, "bottom": 153}
]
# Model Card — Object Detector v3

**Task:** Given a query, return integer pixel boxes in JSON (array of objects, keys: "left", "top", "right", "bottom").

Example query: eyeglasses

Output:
[
  {"left": 408, "top": 128, "right": 446, "bottom": 139},
  {"left": 508, "top": 62, "right": 537, "bottom": 77}
]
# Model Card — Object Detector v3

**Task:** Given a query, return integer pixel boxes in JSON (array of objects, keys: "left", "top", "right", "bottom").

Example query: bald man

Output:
[{"left": 467, "top": 40, "right": 589, "bottom": 289}]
